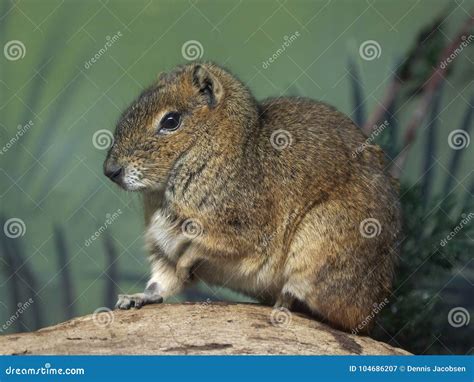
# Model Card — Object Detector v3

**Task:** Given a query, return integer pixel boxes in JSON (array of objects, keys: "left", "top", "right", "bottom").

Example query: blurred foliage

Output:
[
  {"left": 348, "top": 10, "right": 473, "bottom": 353},
  {"left": 374, "top": 187, "right": 474, "bottom": 354},
  {"left": 397, "top": 15, "right": 447, "bottom": 96}
]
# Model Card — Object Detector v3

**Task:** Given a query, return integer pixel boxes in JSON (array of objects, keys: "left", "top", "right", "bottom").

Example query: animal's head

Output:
[{"left": 103, "top": 62, "right": 257, "bottom": 191}]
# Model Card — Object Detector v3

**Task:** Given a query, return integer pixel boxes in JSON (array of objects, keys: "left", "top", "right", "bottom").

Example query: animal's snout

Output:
[{"left": 104, "top": 161, "right": 124, "bottom": 184}]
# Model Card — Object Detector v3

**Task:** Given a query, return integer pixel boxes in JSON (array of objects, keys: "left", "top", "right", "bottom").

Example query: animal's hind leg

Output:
[
  {"left": 281, "top": 202, "right": 394, "bottom": 333},
  {"left": 273, "top": 290, "right": 295, "bottom": 309}
]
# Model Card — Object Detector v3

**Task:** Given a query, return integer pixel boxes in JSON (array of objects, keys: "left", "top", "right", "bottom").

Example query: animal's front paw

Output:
[{"left": 115, "top": 292, "right": 163, "bottom": 310}]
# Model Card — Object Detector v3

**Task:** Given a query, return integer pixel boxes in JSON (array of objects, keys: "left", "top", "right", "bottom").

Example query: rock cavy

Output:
[{"left": 103, "top": 62, "right": 401, "bottom": 333}]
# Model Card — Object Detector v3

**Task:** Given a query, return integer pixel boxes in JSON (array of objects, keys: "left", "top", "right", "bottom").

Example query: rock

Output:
[{"left": 0, "top": 302, "right": 409, "bottom": 355}]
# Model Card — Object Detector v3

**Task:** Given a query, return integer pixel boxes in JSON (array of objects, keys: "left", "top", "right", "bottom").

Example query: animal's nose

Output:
[{"left": 104, "top": 162, "right": 123, "bottom": 183}]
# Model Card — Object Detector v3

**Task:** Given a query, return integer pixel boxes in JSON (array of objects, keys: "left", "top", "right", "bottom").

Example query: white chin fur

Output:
[
  {"left": 122, "top": 182, "right": 145, "bottom": 191},
  {"left": 122, "top": 176, "right": 164, "bottom": 192}
]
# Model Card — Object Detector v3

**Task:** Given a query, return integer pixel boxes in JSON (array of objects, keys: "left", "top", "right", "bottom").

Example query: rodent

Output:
[{"left": 103, "top": 62, "right": 401, "bottom": 333}]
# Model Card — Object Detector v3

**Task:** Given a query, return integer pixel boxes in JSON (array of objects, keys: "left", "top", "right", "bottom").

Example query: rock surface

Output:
[{"left": 0, "top": 303, "right": 409, "bottom": 355}]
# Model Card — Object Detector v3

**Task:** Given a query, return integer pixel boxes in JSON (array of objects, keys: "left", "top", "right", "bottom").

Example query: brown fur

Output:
[{"left": 104, "top": 62, "right": 401, "bottom": 333}]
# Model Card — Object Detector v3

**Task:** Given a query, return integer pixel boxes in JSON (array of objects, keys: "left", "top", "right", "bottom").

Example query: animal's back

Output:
[{"left": 257, "top": 97, "right": 395, "bottom": 220}]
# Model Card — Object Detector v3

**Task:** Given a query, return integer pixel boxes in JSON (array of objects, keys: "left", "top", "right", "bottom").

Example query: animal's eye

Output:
[{"left": 158, "top": 112, "right": 181, "bottom": 133}]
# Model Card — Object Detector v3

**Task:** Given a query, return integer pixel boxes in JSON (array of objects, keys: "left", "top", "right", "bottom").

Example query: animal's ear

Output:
[
  {"left": 192, "top": 64, "right": 224, "bottom": 107},
  {"left": 156, "top": 71, "right": 166, "bottom": 82}
]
